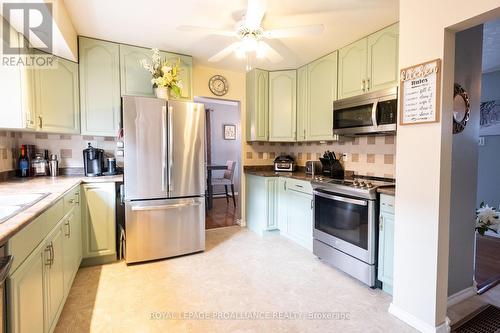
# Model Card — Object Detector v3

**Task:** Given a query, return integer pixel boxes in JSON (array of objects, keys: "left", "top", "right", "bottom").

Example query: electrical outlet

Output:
[{"left": 478, "top": 137, "right": 485, "bottom": 146}]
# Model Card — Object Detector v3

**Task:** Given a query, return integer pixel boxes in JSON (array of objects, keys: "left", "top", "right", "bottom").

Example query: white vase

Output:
[{"left": 154, "top": 87, "right": 169, "bottom": 100}]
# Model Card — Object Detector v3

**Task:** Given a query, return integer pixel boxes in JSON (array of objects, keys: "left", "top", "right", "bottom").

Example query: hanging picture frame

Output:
[
  {"left": 223, "top": 124, "right": 236, "bottom": 140},
  {"left": 399, "top": 58, "right": 442, "bottom": 125}
]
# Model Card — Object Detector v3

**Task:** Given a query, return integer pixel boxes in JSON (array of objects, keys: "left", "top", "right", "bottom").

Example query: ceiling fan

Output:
[{"left": 177, "top": 0, "right": 324, "bottom": 65}]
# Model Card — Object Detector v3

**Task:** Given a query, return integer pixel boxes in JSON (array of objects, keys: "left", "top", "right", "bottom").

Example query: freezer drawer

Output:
[{"left": 125, "top": 197, "right": 205, "bottom": 263}]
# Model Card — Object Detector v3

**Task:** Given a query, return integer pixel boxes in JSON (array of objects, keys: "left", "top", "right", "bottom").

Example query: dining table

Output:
[{"left": 206, "top": 164, "right": 228, "bottom": 210}]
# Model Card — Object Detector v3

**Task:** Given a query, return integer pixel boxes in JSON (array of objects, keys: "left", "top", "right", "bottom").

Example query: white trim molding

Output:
[
  {"left": 388, "top": 303, "right": 451, "bottom": 333},
  {"left": 447, "top": 285, "right": 477, "bottom": 307}
]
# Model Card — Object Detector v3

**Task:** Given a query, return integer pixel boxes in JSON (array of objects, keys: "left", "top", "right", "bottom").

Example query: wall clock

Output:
[
  {"left": 209, "top": 75, "right": 229, "bottom": 96},
  {"left": 453, "top": 83, "right": 470, "bottom": 134}
]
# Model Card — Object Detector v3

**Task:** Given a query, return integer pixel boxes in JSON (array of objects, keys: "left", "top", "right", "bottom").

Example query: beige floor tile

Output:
[{"left": 55, "top": 226, "right": 416, "bottom": 333}]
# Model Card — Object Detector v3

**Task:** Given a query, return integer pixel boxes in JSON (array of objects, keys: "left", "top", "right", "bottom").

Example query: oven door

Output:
[{"left": 313, "top": 190, "right": 375, "bottom": 264}]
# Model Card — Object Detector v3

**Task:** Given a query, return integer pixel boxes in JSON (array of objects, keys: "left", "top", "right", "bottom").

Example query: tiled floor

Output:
[{"left": 55, "top": 226, "right": 416, "bottom": 333}]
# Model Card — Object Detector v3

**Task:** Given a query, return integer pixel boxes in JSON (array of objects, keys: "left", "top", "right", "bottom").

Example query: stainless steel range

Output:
[{"left": 311, "top": 176, "right": 395, "bottom": 287}]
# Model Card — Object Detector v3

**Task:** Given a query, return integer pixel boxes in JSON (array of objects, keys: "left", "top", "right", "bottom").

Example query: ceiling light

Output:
[
  {"left": 241, "top": 35, "right": 258, "bottom": 52},
  {"left": 256, "top": 41, "right": 267, "bottom": 59}
]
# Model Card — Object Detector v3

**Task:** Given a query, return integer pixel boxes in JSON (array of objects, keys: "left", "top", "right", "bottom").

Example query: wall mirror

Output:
[{"left": 453, "top": 83, "right": 471, "bottom": 134}]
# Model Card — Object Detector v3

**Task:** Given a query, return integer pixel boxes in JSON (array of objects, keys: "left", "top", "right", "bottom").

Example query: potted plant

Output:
[
  {"left": 140, "top": 48, "right": 182, "bottom": 100},
  {"left": 476, "top": 202, "right": 500, "bottom": 235}
]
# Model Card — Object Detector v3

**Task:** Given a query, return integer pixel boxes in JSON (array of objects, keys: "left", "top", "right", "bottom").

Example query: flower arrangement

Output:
[
  {"left": 140, "top": 48, "right": 182, "bottom": 98},
  {"left": 476, "top": 202, "right": 500, "bottom": 235}
]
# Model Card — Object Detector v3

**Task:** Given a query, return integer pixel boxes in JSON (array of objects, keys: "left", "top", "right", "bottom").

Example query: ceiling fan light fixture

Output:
[
  {"left": 235, "top": 47, "right": 246, "bottom": 59},
  {"left": 256, "top": 41, "right": 267, "bottom": 59}
]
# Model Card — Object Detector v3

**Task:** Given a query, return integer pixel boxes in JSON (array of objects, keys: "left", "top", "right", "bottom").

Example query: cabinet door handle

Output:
[
  {"left": 75, "top": 193, "right": 80, "bottom": 204},
  {"left": 366, "top": 78, "right": 370, "bottom": 91},
  {"left": 50, "top": 242, "right": 54, "bottom": 266},
  {"left": 64, "top": 220, "right": 70, "bottom": 237},
  {"left": 310, "top": 199, "right": 314, "bottom": 210},
  {"left": 44, "top": 245, "right": 52, "bottom": 266},
  {"left": 303, "top": 129, "right": 306, "bottom": 140},
  {"left": 38, "top": 116, "right": 43, "bottom": 129},
  {"left": 69, "top": 199, "right": 75, "bottom": 204},
  {"left": 283, "top": 181, "right": 287, "bottom": 191},
  {"left": 380, "top": 215, "right": 384, "bottom": 231},
  {"left": 361, "top": 79, "right": 366, "bottom": 92}
]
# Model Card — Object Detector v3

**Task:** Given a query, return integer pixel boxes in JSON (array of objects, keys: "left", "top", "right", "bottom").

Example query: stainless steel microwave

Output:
[{"left": 333, "top": 87, "right": 398, "bottom": 136}]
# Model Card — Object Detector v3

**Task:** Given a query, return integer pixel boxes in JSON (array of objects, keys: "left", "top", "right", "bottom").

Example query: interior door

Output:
[
  {"left": 123, "top": 96, "right": 168, "bottom": 200},
  {"left": 167, "top": 101, "right": 205, "bottom": 198}
]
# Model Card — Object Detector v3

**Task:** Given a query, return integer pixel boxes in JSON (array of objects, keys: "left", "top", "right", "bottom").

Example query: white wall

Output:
[
  {"left": 393, "top": 1, "right": 500, "bottom": 332},
  {"left": 448, "top": 25, "right": 483, "bottom": 297}
]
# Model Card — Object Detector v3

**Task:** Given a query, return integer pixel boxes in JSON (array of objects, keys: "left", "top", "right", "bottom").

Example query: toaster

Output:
[
  {"left": 305, "top": 160, "right": 322, "bottom": 175},
  {"left": 274, "top": 155, "right": 296, "bottom": 172}
]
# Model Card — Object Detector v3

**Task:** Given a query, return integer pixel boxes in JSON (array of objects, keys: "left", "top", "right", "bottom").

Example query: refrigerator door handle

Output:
[
  {"left": 131, "top": 201, "right": 201, "bottom": 211},
  {"left": 167, "top": 105, "right": 174, "bottom": 193},
  {"left": 161, "top": 105, "right": 167, "bottom": 192}
]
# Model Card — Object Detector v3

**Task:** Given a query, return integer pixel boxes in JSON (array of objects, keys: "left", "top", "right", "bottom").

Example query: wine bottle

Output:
[{"left": 19, "top": 145, "right": 29, "bottom": 177}]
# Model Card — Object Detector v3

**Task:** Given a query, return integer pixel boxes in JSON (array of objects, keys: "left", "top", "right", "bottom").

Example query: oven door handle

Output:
[{"left": 313, "top": 190, "right": 368, "bottom": 206}]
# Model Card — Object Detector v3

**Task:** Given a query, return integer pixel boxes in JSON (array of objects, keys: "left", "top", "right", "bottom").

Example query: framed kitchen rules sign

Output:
[{"left": 399, "top": 58, "right": 441, "bottom": 125}]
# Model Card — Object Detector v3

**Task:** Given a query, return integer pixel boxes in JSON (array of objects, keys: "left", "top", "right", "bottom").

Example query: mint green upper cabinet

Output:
[
  {"left": 79, "top": 37, "right": 121, "bottom": 136},
  {"left": 306, "top": 51, "right": 337, "bottom": 141},
  {"left": 81, "top": 183, "right": 116, "bottom": 259},
  {"left": 338, "top": 38, "right": 367, "bottom": 99},
  {"left": 367, "top": 23, "right": 399, "bottom": 92},
  {"left": 269, "top": 70, "right": 296, "bottom": 142},
  {"left": 338, "top": 24, "right": 399, "bottom": 99},
  {"left": 163, "top": 52, "right": 193, "bottom": 101},
  {"left": 34, "top": 57, "right": 80, "bottom": 134},
  {"left": 246, "top": 69, "right": 269, "bottom": 141},
  {"left": 120, "top": 44, "right": 154, "bottom": 97},
  {"left": 296, "top": 65, "right": 308, "bottom": 142},
  {"left": 7, "top": 243, "right": 45, "bottom": 333}
]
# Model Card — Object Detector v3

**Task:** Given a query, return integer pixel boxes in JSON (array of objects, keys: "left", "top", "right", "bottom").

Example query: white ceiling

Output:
[
  {"left": 65, "top": 0, "right": 399, "bottom": 71},
  {"left": 483, "top": 18, "right": 500, "bottom": 73}
]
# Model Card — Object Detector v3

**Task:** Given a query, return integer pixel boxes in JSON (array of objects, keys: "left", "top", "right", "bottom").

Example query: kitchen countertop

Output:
[
  {"left": 377, "top": 186, "right": 396, "bottom": 196},
  {"left": 0, "top": 174, "right": 123, "bottom": 245},
  {"left": 244, "top": 168, "right": 315, "bottom": 181}
]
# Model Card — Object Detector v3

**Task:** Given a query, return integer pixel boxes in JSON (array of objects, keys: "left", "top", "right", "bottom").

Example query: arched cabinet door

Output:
[
  {"left": 269, "top": 70, "right": 297, "bottom": 142},
  {"left": 367, "top": 23, "right": 399, "bottom": 93},
  {"left": 120, "top": 44, "right": 155, "bottom": 97},
  {"left": 338, "top": 39, "right": 367, "bottom": 99},
  {"left": 34, "top": 57, "right": 80, "bottom": 134},
  {"left": 79, "top": 37, "right": 121, "bottom": 136}
]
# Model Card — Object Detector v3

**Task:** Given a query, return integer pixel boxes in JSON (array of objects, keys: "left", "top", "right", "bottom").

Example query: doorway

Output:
[
  {"left": 195, "top": 97, "right": 242, "bottom": 229},
  {"left": 475, "top": 18, "right": 500, "bottom": 293}
]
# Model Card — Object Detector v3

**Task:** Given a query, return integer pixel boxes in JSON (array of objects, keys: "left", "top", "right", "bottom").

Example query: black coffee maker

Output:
[{"left": 83, "top": 143, "right": 104, "bottom": 177}]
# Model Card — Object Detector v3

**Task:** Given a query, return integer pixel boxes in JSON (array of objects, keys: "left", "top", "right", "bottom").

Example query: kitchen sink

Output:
[{"left": 0, "top": 193, "right": 50, "bottom": 223}]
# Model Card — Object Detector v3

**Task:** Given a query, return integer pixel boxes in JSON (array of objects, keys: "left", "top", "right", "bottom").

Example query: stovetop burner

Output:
[{"left": 311, "top": 175, "right": 395, "bottom": 199}]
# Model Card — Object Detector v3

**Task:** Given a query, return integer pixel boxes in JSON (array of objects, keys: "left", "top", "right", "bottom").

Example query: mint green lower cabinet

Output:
[
  {"left": 245, "top": 175, "right": 278, "bottom": 234},
  {"left": 44, "top": 223, "right": 65, "bottom": 333},
  {"left": 7, "top": 243, "right": 45, "bottom": 333},
  {"left": 281, "top": 188, "right": 313, "bottom": 251},
  {"left": 62, "top": 207, "right": 82, "bottom": 296},
  {"left": 81, "top": 183, "right": 116, "bottom": 261},
  {"left": 378, "top": 194, "right": 395, "bottom": 294},
  {"left": 276, "top": 178, "right": 288, "bottom": 230}
]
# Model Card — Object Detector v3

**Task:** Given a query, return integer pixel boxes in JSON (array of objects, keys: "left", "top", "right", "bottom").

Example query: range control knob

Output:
[
  {"left": 359, "top": 181, "right": 366, "bottom": 188},
  {"left": 365, "top": 182, "right": 374, "bottom": 188}
]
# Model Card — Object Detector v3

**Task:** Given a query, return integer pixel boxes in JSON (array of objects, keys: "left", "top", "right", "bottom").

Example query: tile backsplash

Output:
[
  {"left": 245, "top": 135, "right": 397, "bottom": 178},
  {"left": 0, "top": 130, "right": 120, "bottom": 173}
]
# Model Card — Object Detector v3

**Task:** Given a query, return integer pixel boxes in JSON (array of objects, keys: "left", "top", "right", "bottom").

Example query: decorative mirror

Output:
[{"left": 453, "top": 83, "right": 470, "bottom": 134}]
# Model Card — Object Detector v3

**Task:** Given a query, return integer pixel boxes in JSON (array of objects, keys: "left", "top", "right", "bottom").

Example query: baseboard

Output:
[
  {"left": 388, "top": 303, "right": 451, "bottom": 333},
  {"left": 447, "top": 286, "right": 477, "bottom": 307}
]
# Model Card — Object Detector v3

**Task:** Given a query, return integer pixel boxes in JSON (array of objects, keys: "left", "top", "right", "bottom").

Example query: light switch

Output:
[
  {"left": 116, "top": 150, "right": 124, "bottom": 157},
  {"left": 116, "top": 141, "right": 124, "bottom": 148}
]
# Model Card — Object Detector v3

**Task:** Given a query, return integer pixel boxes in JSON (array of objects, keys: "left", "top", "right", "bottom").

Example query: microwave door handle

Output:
[{"left": 371, "top": 99, "right": 379, "bottom": 127}]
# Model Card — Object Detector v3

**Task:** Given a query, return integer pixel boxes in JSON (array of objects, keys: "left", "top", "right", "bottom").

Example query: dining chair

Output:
[{"left": 211, "top": 160, "right": 237, "bottom": 206}]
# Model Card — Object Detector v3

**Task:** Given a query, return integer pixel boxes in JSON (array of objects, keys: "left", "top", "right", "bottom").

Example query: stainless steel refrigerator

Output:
[{"left": 122, "top": 96, "right": 205, "bottom": 263}]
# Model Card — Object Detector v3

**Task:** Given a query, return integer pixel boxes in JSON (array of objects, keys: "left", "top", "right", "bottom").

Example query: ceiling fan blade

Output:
[
  {"left": 208, "top": 42, "right": 242, "bottom": 62},
  {"left": 245, "top": 0, "right": 267, "bottom": 29},
  {"left": 257, "top": 41, "right": 283, "bottom": 63},
  {"left": 177, "top": 25, "right": 235, "bottom": 37},
  {"left": 264, "top": 24, "right": 324, "bottom": 39}
]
